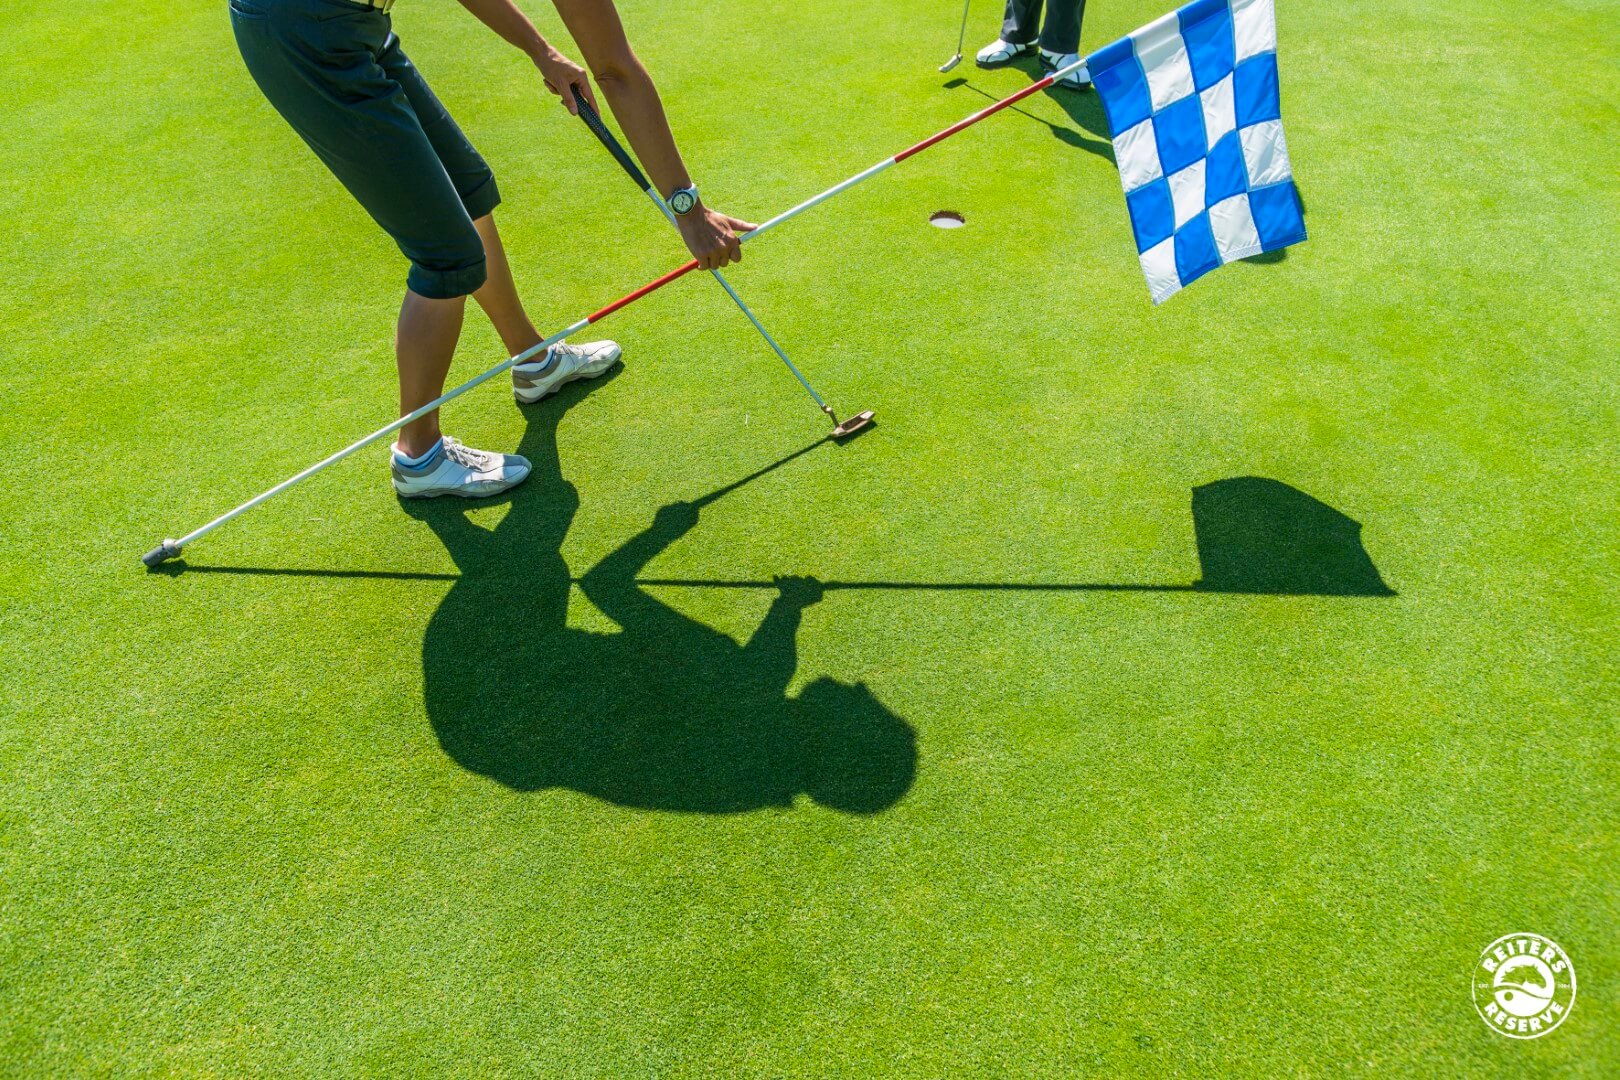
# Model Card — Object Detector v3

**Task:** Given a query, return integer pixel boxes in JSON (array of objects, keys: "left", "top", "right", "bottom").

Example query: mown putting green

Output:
[{"left": 2, "top": 0, "right": 1615, "bottom": 1074}]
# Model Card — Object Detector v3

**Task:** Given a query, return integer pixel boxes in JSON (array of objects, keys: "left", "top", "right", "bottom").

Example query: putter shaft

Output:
[
  {"left": 940, "top": 0, "right": 972, "bottom": 72},
  {"left": 570, "top": 87, "right": 836, "bottom": 416}
]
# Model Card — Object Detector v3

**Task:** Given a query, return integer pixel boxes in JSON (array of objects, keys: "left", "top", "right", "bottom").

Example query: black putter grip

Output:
[{"left": 571, "top": 86, "right": 653, "bottom": 193}]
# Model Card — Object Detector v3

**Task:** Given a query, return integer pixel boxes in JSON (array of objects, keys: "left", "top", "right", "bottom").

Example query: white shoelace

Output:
[{"left": 441, "top": 437, "right": 494, "bottom": 469}]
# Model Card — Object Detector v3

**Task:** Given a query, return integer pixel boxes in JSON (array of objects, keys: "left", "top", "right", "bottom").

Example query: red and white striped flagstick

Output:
[
  {"left": 142, "top": 59, "right": 1088, "bottom": 567},
  {"left": 584, "top": 55, "right": 1087, "bottom": 321}
]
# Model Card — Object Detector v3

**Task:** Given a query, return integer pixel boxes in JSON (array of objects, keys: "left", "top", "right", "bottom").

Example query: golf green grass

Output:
[{"left": 3, "top": 0, "right": 1616, "bottom": 1073}]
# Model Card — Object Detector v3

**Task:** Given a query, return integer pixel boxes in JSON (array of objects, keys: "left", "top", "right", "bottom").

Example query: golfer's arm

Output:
[
  {"left": 579, "top": 530, "right": 680, "bottom": 627},
  {"left": 743, "top": 598, "right": 807, "bottom": 690},
  {"left": 549, "top": 0, "right": 695, "bottom": 198},
  {"left": 456, "top": 0, "right": 552, "bottom": 58}
]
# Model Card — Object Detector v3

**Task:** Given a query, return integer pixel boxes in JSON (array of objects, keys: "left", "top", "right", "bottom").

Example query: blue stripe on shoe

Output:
[
  {"left": 513, "top": 346, "right": 558, "bottom": 374},
  {"left": 394, "top": 438, "right": 444, "bottom": 470}
]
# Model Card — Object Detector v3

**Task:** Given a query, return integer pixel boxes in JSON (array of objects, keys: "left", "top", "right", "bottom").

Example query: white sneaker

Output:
[
  {"left": 391, "top": 436, "right": 531, "bottom": 499},
  {"left": 1040, "top": 49, "right": 1091, "bottom": 88},
  {"left": 512, "top": 339, "right": 622, "bottom": 404},
  {"left": 976, "top": 38, "right": 1034, "bottom": 66}
]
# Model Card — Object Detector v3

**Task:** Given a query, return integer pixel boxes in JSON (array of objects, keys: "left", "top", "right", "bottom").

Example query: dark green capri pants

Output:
[{"left": 230, "top": 0, "right": 500, "bottom": 298}]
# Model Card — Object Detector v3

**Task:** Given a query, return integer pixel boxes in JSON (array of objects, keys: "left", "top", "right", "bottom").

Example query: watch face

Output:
[{"left": 669, "top": 189, "right": 697, "bottom": 215}]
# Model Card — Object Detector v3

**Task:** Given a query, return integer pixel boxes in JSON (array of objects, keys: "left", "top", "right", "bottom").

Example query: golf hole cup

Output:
[{"left": 929, "top": 210, "right": 965, "bottom": 229}]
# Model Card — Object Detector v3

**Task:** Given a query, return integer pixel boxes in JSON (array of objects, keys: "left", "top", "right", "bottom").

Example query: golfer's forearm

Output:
[
  {"left": 549, "top": 0, "right": 693, "bottom": 197},
  {"left": 456, "top": 0, "right": 549, "bottom": 59},
  {"left": 592, "top": 64, "right": 693, "bottom": 198}
]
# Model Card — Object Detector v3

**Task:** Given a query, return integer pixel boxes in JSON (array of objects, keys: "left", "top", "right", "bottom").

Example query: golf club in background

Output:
[
  {"left": 570, "top": 86, "right": 874, "bottom": 440},
  {"left": 940, "top": 0, "right": 973, "bottom": 72},
  {"left": 142, "top": 55, "right": 1088, "bottom": 569}
]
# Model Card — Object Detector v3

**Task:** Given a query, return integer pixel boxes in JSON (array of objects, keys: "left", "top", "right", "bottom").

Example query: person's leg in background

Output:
[
  {"left": 1004, "top": 0, "right": 1046, "bottom": 48},
  {"left": 1038, "top": 0, "right": 1091, "bottom": 88},
  {"left": 978, "top": 0, "right": 1044, "bottom": 65}
]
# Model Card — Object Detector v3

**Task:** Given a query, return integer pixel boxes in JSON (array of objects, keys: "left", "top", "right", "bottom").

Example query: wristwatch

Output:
[{"left": 668, "top": 184, "right": 699, "bottom": 216}]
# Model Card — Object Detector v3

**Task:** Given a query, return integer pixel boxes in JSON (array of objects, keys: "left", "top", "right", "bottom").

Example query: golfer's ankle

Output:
[
  {"left": 393, "top": 439, "right": 443, "bottom": 469},
  {"left": 506, "top": 328, "right": 543, "bottom": 360},
  {"left": 397, "top": 424, "right": 443, "bottom": 460}
]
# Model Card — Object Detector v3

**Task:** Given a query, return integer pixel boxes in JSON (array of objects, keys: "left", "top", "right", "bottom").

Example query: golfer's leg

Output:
[
  {"left": 379, "top": 36, "right": 525, "bottom": 357},
  {"left": 395, "top": 291, "right": 467, "bottom": 457},
  {"left": 391, "top": 283, "right": 530, "bottom": 499},
  {"left": 231, "top": 8, "right": 525, "bottom": 497},
  {"left": 470, "top": 215, "right": 542, "bottom": 358},
  {"left": 469, "top": 212, "right": 623, "bottom": 404},
  {"left": 382, "top": 45, "right": 619, "bottom": 399}
]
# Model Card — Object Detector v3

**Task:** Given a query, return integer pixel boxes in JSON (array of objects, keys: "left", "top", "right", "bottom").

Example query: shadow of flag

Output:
[{"left": 1192, "top": 477, "right": 1394, "bottom": 596}]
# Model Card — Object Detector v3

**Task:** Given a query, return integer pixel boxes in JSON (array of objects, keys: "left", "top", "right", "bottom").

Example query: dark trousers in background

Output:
[{"left": 1002, "top": 0, "right": 1088, "bottom": 54}]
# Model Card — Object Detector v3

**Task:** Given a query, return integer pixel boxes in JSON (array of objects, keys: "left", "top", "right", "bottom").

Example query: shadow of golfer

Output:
[{"left": 406, "top": 376, "right": 916, "bottom": 814}]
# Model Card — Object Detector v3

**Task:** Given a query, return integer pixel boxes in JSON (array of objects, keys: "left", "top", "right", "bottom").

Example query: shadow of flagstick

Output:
[
  {"left": 153, "top": 433, "right": 1394, "bottom": 599},
  {"left": 154, "top": 566, "right": 1193, "bottom": 593},
  {"left": 632, "top": 579, "right": 1192, "bottom": 593},
  {"left": 152, "top": 574, "right": 1386, "bottom": 597},
  {"left": 943, "top": 76, "right": 1114, "bottom": 158},
  {"left": 151, "top": 565, "right": 459, "bottom": 580},
  {"left": 154, "top": 564, "right": 1195, "bottom": 592}
]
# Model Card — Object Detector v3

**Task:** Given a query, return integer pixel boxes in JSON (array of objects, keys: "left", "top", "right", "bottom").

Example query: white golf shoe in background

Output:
[
  {"left": 512, "top": 339, "right": 622, "bottom": 404},
  {"left": 391, "top": 436, "right": 531, "bottom": 499},
  {"left": 976, "top": 39, "right": 1034, "bottom": 66},
  {"left": 1040, "top": 49, "right": 1091, "bottom": 88}
]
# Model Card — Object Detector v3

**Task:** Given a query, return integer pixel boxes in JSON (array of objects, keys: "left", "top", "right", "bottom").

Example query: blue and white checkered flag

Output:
[{"left": 1088, "top": 0, "right": 1306, "bottom": 303}]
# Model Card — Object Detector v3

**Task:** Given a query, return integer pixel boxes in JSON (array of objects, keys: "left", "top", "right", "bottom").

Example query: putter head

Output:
[
  {"left": 141, "top": 539, "right": 183, "bottom": 569},
  {"left": 831, "top": 410, "right": 876, "bottom": 440},
  {"left": 938, "top": 55, "right": 962, "bottom": 74}
]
